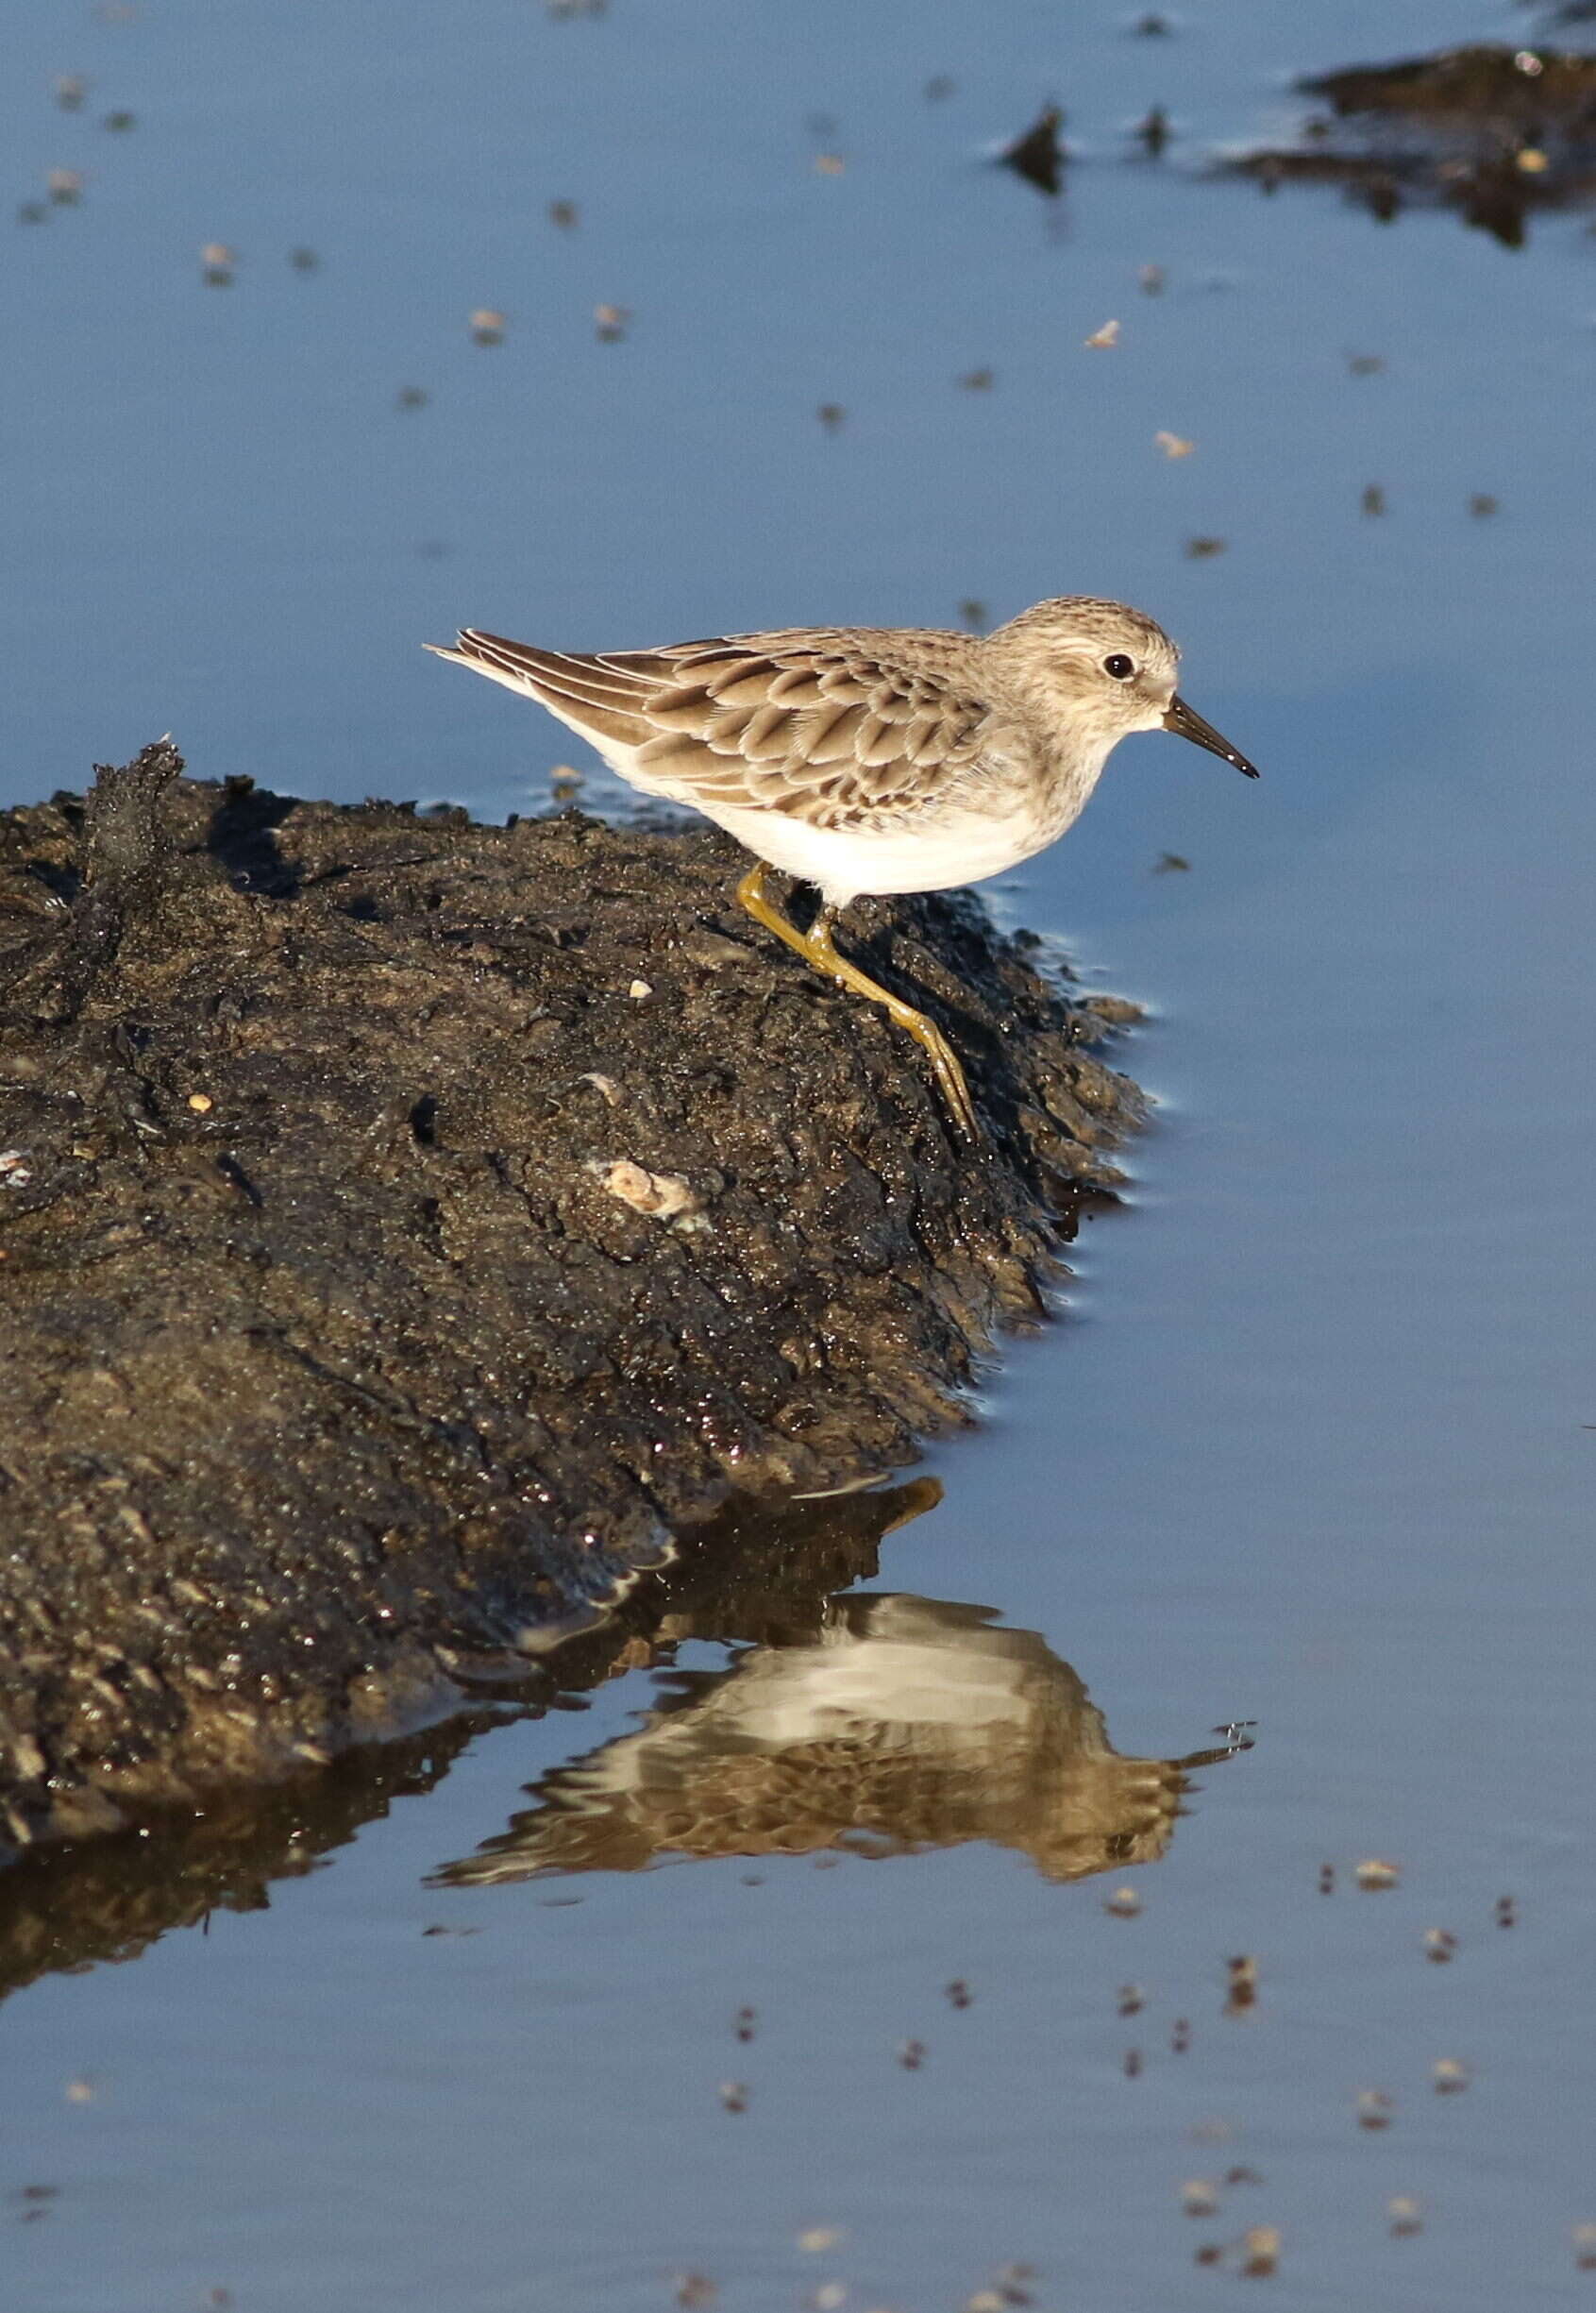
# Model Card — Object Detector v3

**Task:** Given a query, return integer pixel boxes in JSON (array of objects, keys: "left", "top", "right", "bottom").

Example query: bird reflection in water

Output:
[{"left": 434, "top": 1589, "right": 1243, "bottom": 1889}]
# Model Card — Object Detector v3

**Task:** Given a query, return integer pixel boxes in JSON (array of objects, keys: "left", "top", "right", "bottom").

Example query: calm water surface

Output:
[{"left": 4, "top": 1, "right": 1595, "bottom": 2305}]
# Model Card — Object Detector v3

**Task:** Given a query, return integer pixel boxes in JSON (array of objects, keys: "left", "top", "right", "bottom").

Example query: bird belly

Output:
[{"left": 698, "top": 799, "right": 1055, "bottom": 907}]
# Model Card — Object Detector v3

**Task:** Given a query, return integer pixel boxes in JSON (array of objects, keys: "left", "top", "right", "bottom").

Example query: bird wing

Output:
[{"left": 432, "top": 629, "right": 992, "bottom": 830}]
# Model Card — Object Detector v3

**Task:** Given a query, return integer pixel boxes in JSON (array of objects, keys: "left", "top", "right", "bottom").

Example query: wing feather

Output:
[{"left": 431, "top": 625, "right": 992, "bottom": 828}]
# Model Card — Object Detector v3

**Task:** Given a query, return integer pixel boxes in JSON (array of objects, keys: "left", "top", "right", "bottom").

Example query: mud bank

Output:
[
  {"left": 1222, "top": 41, "right": 1596, "bottom": 244},
  {"left": 0, "top": 748, "right": 1143, "bottom": 1854}
]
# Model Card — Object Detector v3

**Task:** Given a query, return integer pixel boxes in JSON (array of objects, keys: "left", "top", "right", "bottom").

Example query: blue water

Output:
[{"left": 6, "top": 2, "right": 1596, "bottom": 2306}]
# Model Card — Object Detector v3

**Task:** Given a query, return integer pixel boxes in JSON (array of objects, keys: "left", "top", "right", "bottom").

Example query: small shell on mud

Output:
[{"left": 589, "top": 1159, "right": 704, "bottom": 1226}]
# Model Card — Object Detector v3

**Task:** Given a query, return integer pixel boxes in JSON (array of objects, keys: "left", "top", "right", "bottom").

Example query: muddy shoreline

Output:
[{"left": 0, "top": 748, "right": 1144, "bottom": 1856}]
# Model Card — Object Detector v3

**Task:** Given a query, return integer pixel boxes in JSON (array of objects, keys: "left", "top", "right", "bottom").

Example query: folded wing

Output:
[{"left": 431, "top": 629, "right": 991, "bottom": 830}]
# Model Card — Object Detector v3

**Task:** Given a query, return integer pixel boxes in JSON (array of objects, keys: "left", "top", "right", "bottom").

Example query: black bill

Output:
[{"left": 1164, "top": 694, "right": 1259, "bottom": 779}]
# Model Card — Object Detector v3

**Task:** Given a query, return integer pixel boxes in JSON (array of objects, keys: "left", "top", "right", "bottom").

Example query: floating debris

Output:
[
  {"left": 1134, "top": 12, "right": 1172, "bottom": 33},
  {"left": 1319, "top": 1861, "right": 1336, "bottom": 1892},
  {"left": 1574, "top": 2224, "right": 1596, "bottom": 2271},
  {"left": 1496, "top": 1894, "right": 1517, "bottom": 1927},
  {"left": 1117, "top": 1983, "right": 1144, "bottom": 2017},
  {"left": 289, "top": 246, "right": 319, "bottom": 272},
  {"left": 1184, "top": 536, "right": 1226, "bottom": 559},
  {"left": 1181, "top": 2179, "right": 1218, "bottom": 2218},
  {"left": 814, "top": 153, "right": 846, "bottom": 177},
  {"left": 1433, "top": 2057, "right": 1470, "bottom": 2094},
  {"left": 1225, "top": 1955, "right": 1258, "bottom": 2014},
  {"left": 733, "top": 2005, "right": 756, "bottom": 2042},
  {"left": 674, "top": 2273, "right": 718, "bottom": 2308},
  {"left": 959, "top": 366, "right": 995, "bottom": 389},
  {"left": 470, "top": 308, "right": 505, "bottom": 346},
  {"left": 1171, "top": 2016, "right": 1192, "bottom": 2051},
  {"left": 958, "top": 599, "right": 987, "bottom": 629},
  {"left": 808, "top": 2286, "right": 846, "bottom": 2313},
  {"left": 1138, "top": 262, "right": 1166, "bottom": 293},
  {"left": 925, "top": 76, "right": 956, "bottom": 101},
  {"left": 17, "top": 202, "right": 49, "bottom": 226},
  {"left": 595, "top": 301, "right": 630, "bottom": 341},
  {"left": 1084, "top": 318, "right": 1120, "bottom": 348},
  {"left": 1240, "top": 2226, "right": 1280, "bottom": 2278},
  {"left": 548, "top": 199, "right": 579, "bottom": 228},
  {"left": 104, "top": 110, "right": 136, "bottom": 131},
  {"left": 1136, "top": 106, "right": 1170, "bottom": 157},
  {"left": 1000, "top": 105, "right": 1065, "bottom": 196},
  {"left": 898, "top": 2038, "right": 926, "bottom": 2069},
  {"left": 1470, "top": 493, "right": 1499, "bottom": 517},
  {"left": 1105, "top": 1884, "right": 1142, "bottom": 1916},
  {"left": 201, "top": 243, "right": 236, "bottom": 286},
  {"left": 1348, "top": 352, "right": 1385, "bottom": 374},
  {"left": 1123, "top": 2047, "right": 1143, "bottom": 2077},
  {"left": 717, "top": 2080, "right": 748, "bottom": 2113},
  {"left": 1388, "top": 2196, "right": 1423, "bottom": 2237},
  {"left": 395, "top": 386, "right": 429, "bottom": 411},
  {"left": 48, "top": 169, "right": 84, "bottom": 205},
  {"left": 1362, "top": 483, "right": 1386, "bottom": 515},
  {"left": 55, "top": 74, "right": 88, "bottom": 110},
  {"left": 1154, "top": 431, "right": 1194, "bottom": 458},
  {"left": 1423, "top": 1928, "right": 1457, "bottom": 1964},
  {"left": 1356, "top": 2089, "right": 1394, "bottom": 2129},
  {"left": 1355, "top": 1857, "right": 1401, "bottom": 1890},
  {"left": 946, "top": 1979, "right": 972, "bottom": 2009},
  {"left": 798, "top": 2228, "right": 843, "bottom": 2254},
  {"left": 817, "top": 402, "right": 846, "bottom": 431}
]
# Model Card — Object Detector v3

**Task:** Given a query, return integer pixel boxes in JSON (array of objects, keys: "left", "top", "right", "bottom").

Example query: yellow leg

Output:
[{"left": 734, "top": 862, "right": 979, "bottom": 1140}]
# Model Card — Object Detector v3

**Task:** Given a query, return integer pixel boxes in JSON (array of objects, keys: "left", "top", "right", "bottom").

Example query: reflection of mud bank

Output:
[
  {"left": 0, "top": 749, "right": 1141, "bottom": 1853},
  {"left": 1223, "top": 42, "right": 1596, "bottom": 244},
  {"left": 436, "top": 1589, "right": 1240, "bottom": 1890}
]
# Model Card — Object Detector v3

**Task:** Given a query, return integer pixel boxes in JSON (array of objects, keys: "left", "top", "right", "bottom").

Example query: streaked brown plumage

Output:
[{"left": 428, "top": 599, "right": 1257, "bottom": 1136}]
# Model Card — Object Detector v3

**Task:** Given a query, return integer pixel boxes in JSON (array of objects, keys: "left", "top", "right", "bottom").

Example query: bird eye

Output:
[{"left": 1103, "top": 653, "right": 1135, "bottom": 681}]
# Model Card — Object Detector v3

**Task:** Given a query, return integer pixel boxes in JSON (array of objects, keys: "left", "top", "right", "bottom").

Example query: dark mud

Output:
[
  {"left": 0, "top": 748, "right": 1142, "bottom": 1856},
  {"left": 1222, "top": 42, "right": 1596, "bottom": 244}
]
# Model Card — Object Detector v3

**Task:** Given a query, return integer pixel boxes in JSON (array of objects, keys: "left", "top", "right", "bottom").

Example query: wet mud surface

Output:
[
  {"left": 1221, "top": 41, "right": 1596, "bottom": 243},
  {"left": 0, "top": 748, "right": 1141, "bottom": 1854}
]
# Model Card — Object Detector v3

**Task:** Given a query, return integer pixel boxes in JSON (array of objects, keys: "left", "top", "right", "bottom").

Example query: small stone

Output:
[
  {"left": 629, "top": 977, "right": 652, "bottom": 1000},
  {"left": 187, "top": 1093, "right": 213, "bottom": 1114}
]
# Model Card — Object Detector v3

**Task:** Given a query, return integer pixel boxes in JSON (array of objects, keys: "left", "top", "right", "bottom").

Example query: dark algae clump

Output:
[{"left": 0, "top": 747, "right": 1142, "bottom": 1852}]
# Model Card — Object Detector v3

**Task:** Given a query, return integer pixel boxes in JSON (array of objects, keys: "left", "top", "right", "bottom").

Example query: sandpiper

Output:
[{"left": 428, "top": 598, "right": 1257, "bottom": 1136}]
